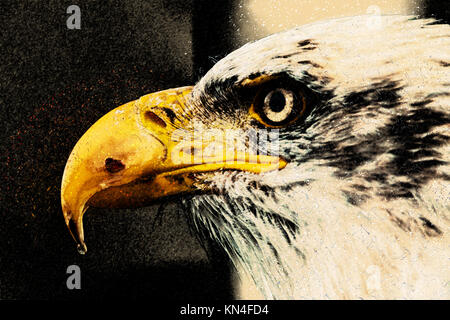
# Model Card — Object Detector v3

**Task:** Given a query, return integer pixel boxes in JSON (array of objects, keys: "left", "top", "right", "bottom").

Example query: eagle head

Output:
[{"left": 61, "top": 15, "right": 450, "bottom": 299}]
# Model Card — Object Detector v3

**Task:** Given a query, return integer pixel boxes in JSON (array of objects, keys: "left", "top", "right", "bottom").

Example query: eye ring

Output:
[
  {"left": 263, "top": 88, "right": 295, "bottom": 123},
  {"left": 250, "top": 86, "right": 307, "bottom": 128}
]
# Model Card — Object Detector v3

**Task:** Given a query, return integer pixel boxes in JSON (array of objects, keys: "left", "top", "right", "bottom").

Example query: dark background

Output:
[{"left": 0, "top": 0, "right": 448, "bottom": 300}]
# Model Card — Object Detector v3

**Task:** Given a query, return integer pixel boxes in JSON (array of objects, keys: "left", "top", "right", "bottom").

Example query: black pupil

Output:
[{"left": 268, "top": 91, "right": 286, "bottom": 112}]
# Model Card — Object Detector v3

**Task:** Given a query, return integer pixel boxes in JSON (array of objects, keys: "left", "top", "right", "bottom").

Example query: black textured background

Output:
[
  {"left": 1, "top": 0, "right": 448, "bottom": 300},
  {"left": 0, "top": 0, "right": 239, "bottom": 300}
]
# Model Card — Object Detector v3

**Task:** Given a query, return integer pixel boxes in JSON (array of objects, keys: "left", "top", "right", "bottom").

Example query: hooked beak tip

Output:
[{"left": 64, "top": 209, "right": 87, "bottom": 255}]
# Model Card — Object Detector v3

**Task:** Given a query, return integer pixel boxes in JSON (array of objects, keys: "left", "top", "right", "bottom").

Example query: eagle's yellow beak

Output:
[{"left": 61, "top": 86, "right": 286, "bottom": 253}]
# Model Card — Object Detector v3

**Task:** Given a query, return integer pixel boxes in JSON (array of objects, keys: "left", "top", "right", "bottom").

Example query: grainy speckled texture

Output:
[
  {"left": 1, "top": 0, "right": 448, "bottom": 300},
  {"left": 0, "top": 0, "right": 233, "bottom": 300}
]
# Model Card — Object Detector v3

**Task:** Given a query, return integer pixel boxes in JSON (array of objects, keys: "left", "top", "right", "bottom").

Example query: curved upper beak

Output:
[{"left": 61, "top": 86, "right": 286, "bottom": 254}]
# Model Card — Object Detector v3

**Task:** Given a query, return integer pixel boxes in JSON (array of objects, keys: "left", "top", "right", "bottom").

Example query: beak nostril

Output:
[
  {"left": 105, "top": 158, "right": 125, "bottom": 173},
  {"left": 144, "top": 111, "right": 167, "bottom": 128}
]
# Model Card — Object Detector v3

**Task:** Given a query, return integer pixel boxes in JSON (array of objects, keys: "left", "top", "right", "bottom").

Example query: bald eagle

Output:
[{"left": 61, "top": 15, "right": 450, "bottom": 299}]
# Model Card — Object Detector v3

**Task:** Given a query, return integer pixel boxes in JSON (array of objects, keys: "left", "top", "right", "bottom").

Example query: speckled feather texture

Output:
[{"left": 179, "top": 15, "right": 450, "bottom": 299}]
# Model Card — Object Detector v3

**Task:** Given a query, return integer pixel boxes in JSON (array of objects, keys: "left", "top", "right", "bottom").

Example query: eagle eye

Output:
[
  {"left": 250, "top": 84, "right": 307, "bottom": 127},
  {"left": 263, "top": 88, "right": 294, "bottom": 123}
]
